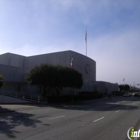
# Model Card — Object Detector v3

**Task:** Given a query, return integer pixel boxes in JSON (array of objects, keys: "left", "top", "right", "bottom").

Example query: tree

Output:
[
  {"left": 51, "top": 65, "right": 83, "bottom": 96},
  {"left": 0, "top": 74, "right": 4, "bottom": 89},
  {"left": 26, "top": 64, "right": 53, "bottom": 99},
  {"left": 26, "top": 64, "right": 83, "bottom": 98},
  {"left": 119, "top": 84, "right": 130, "bottom": 92},
  {"left": 125, "top": 84, "right": 130, "bottom": 91}
]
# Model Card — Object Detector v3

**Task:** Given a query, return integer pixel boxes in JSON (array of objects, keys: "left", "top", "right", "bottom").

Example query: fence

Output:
[{"left": 0, "top": 90, "right": 43, "bottom": 103}]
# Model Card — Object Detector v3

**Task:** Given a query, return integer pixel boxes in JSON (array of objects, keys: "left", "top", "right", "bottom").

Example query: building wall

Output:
[
  {"left": 24, "top": 51, "right": 71, "bottom": 72},
  {"left": 0, "top": 64, "right": 24, "bottom": 82},
  {"left": 0, "top": 50, "right": 119, "bottom": 97},
  {"left": 0, "top": 51, "right": 96, "bottom": 83},
  {"left": 24, "top": 50, "right": 96, "bottom": 82},
  {"left": 93, "top": 81, "right": 118, "bottom": 94},
  {"left": 0, "top": 50, "right": 96, "bottom": 95},
  {"left": 0, "top": 53, "right": 25, "bottom": 68}
]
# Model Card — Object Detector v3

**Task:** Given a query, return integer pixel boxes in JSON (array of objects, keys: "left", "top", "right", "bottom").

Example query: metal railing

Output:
[{"left": 0, "top": 90, "right": 43, "bottom": 103}]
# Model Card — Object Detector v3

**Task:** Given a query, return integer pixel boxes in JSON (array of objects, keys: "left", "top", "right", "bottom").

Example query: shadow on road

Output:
[
  {"left": 0, "top": 97, "right": 139, "bottom": 138},
  {"left": 48, "top": 97, "right": 140, "bottom": 112},
  {"left": 0, "top": 107, "right": 42, "bottom": 138}
]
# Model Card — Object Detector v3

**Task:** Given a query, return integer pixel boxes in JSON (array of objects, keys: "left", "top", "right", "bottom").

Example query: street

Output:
[{"left": 0, "top": 96, "right": 140, "bottom": 140}]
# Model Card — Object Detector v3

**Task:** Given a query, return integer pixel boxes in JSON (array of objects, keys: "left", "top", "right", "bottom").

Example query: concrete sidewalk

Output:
[
  {"left": 0, "top": 96, "right": 120, "bottom": 114},
  {"left": 0, "top": 104, "right": 42, "bottom": 113}
]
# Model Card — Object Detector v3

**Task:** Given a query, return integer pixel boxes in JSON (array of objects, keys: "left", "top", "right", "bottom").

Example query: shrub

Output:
[{"left": 112, "top": 91, "right": 123, "bottom": 96}]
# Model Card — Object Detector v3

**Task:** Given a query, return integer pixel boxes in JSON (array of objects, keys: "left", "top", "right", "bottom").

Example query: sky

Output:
[{"left": 0, "top": 0, "right": 140, "bottom": 86}]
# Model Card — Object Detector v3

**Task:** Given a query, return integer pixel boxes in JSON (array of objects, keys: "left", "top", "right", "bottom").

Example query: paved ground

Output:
[{"left": 0, "top": 96, "right": 140, "bottom": 140}]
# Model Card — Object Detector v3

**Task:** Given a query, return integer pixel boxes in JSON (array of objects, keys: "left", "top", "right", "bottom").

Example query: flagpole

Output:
[
  {"left": 85, "top": 26, "right": 87, "bottom": 56},
  {"left": 86, "top": 38, "right": 87, "bottom": 56}
]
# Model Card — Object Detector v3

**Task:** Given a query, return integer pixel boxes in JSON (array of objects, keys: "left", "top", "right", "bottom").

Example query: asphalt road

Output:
[{"left": 0, "top": 96, "right": 140, "bottom": 140}]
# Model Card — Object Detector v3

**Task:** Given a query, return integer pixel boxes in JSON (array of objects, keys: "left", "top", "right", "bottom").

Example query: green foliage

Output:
[
  {"left": 119, "top": 84, "right": 130, "bottom": 92},
  {"left": 0, "top": 74, "right": 4, "bottom": 89},
  {"left": 112, "top": 91, "right": 123, "bottom": 96},
  {"left": 26, "top": 64, "right": 53, "bottom": 98},
  {"left": 77, "top": 91, "right": 103, "bottom": 100},
  {"left": 26, "top": 64, "right": 83, "bottom": 98}
]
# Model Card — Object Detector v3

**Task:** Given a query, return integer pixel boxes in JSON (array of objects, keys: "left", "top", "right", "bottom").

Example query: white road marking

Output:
[
  {"left": 48, "top": 115, "right": 65, "bottom": 120},
  {"left": 115, "top": 110, "right": 120, "bottom": 113},
  {"left": 93, "top": 117, "right": 104, "bottom": 122}
]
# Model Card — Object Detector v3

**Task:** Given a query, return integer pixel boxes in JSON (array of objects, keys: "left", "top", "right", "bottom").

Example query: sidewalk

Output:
[
  {"left": 0, "top": 96, "right": 121, "bottom": 113},
  {"left": 0, "top": 104, "right": 42, "bottom": 113}
]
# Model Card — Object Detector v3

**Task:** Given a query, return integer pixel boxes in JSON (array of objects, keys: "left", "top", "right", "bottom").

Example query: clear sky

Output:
[{"left": 0, "top": 0, "right": 140, "bottom": 86}]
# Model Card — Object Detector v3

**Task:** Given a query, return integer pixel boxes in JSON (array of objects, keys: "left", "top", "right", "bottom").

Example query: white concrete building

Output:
[
  {"left": 0, "top": 50, "right": 97, "bottom": 95},
  {"left": 0, "top": 50, "right": 118, "bottom": 99}
]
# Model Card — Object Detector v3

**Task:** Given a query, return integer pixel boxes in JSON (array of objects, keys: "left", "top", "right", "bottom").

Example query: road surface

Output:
[{"left": 0, "top": 96, "right": 140, "bottom": 140}]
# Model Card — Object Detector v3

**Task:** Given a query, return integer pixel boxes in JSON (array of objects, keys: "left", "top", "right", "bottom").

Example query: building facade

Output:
[
  {"left": 0, "top": 50, "right": 119, "bottom": 97},
  {"left": 0, "top": 50, "right": 96, "bottom": 95}
]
